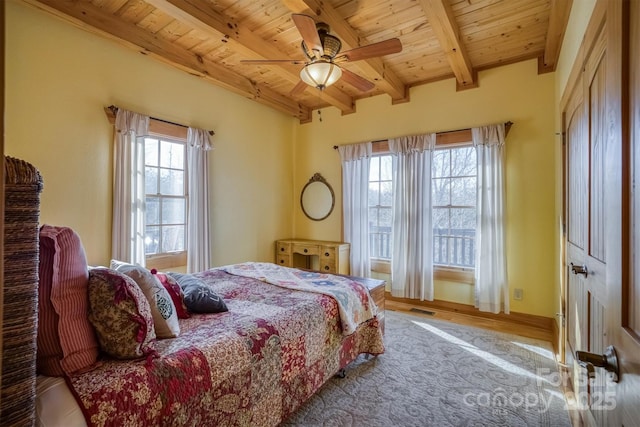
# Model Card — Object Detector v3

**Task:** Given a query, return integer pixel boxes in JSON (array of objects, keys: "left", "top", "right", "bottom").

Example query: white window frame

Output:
[
  {"left": 432, "top": 144, "right": 476, "bottom": 283},
  {"left": 144, "top": 134, "right": 188, "bottom": 269},
  {"left": 367, "top": 144, "right": 477, "bottom": 282},
  {"left": 369, "top": 154, "right": 393, "bottom": 273},
  {"left": 432, "top": 144, "right": 477, "bottom": 265}
]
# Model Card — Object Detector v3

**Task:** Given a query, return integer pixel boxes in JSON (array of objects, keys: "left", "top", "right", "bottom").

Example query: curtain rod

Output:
[
  {"left": 333, "top": 121, "right": 513, "bottom": 150},
  {"left": 107, "top": 105, "right": 215, "bottom": 136}
]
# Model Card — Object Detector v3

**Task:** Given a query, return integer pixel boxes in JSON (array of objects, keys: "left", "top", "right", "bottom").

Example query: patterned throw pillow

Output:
[
  {"left": 151, "top": 269, "right": 190, "bottom": 319},
  {"left": 87, "top": 268, "right": 156, "bottom": 359},
  {"left": 37, "top": 225, "right": 99, "bottom": 376},
  {"left": 110, "top": 260, "right": 180, "bottom": 338},
  {"left": 168, "top": 272, "right": 228, "bottom": 314}
]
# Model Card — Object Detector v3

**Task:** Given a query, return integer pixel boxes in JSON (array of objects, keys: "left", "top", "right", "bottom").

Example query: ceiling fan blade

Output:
[
  {"left": 241, "top": 59, "right": 306, "bottom": 65},
  {"left": 337, "top": 38, "right": 402, "bottom": 62},
  {"left": 340, "top": 68, "right": 376, "bottom": 92},
  {"left": 292, "top": 14, "right": 323, "bottom": 54},
  {"left": 290, "top": 80, "right": 308, "bottom": 96}
]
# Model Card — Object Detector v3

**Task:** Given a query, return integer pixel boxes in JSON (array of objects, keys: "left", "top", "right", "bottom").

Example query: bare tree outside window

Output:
[
  {"left": 369, "top": 155, "right": 393, "bottom": 260},
  {"left": 432, "top": 146, "right": 477, "bottom": 267},
  {"left": 144, "top": 137, "right": 187, "bottom": 256}
]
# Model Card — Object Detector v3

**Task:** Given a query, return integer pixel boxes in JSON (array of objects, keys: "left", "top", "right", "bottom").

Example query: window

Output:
[
  {"left": 144, "top": 137, "right": 187, "bottom": 260},
  {"left": 368, "top": 146, "right": 477, "bottom": 273},
  {"left": 369, "top": 155, "right": 393, "bottom": 262},
  {"left": 432, "top": 146, "right": 476, "bottom": 268}
]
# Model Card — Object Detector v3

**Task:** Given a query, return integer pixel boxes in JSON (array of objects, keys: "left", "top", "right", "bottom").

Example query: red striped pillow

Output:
[{"left": 37, "top": 225, "right": 98, "bottom": 376}]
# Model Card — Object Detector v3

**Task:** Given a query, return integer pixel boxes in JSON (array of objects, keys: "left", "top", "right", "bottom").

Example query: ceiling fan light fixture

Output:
[{"left": 300, "top": 61, "right": 342, "bottom": 90}]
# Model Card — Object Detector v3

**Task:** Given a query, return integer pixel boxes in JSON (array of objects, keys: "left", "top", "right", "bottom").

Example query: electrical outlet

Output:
[{"left": 514, "top": 288, "right": 523, "bottom": 300}]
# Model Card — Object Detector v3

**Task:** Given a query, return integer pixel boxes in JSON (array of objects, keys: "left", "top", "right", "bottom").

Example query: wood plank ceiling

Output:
[{"left": 22, "top": 0, "right": 572, "bottom": 123}]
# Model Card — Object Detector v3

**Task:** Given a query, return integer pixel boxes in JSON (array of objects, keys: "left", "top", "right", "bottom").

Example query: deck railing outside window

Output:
[
  {"left": 370, "top": 225, "right": 392, "bottom": 260},
  {"left": 370, "top": 225, "right": 475, "bottom": 268}
]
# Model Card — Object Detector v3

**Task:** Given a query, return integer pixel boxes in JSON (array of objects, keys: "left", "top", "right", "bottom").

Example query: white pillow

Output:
[{"left": 110, "top": 260, "right": 180, "bottom": 339}]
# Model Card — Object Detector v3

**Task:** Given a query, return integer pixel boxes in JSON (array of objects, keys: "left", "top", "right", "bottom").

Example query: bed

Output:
[
  {"left": 38, "top": 263, "right": 384, "bottom": 427},
  {"left": 1, "top": 157, "right": 384, "bottom": 427}
]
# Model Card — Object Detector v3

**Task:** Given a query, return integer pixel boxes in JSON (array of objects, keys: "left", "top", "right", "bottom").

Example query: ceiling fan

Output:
[{"left": 241, "top": 14, "right": 402, "bottom": 95}]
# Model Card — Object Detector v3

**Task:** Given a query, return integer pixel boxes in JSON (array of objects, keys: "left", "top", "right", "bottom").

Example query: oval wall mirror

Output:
[{"left": 301, "top": 173, "right": 335, "bottom": 221}]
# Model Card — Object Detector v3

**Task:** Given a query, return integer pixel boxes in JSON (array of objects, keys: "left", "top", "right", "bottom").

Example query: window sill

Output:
[
  {"left": 371, "top": 259, "right": 391, "bottom": 274},
  {"left": 434, "top": 266, "right": 474, "bottom": 284},
  {"left": 369, "top": 260, "right": 474, "bottom": 284},
  {"left": 146, "top": 252, "right": 187, "bottom": 270}
]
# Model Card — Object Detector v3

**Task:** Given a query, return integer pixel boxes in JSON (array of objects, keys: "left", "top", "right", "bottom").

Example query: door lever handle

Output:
[
  {"left": 570, "top": 263, "right": 588, "bottom": 277},
  {"left": 575, "top": 345, "right": 619, "bottom": 382}
]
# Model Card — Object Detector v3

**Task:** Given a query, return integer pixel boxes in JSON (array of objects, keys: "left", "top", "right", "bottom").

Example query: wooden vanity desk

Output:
[{"left": 275, "top": 239, "right": 350, "bottom": 275}]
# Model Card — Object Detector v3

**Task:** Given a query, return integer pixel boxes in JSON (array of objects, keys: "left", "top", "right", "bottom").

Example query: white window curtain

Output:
[
  {"left": 111, "top": 109, "right": 150, "bottom": 265},
  {"left": 338, "top": 142, "right": 372, "bottom": 277},
  {"left": 473, "top": 124, "right": 509, "bottom": 314},
  {"left": 389, "top": 134, "right": 436, "bottom": 300},
  {"left": 186, "top": 127, "right": 213, "bottom": 273}
]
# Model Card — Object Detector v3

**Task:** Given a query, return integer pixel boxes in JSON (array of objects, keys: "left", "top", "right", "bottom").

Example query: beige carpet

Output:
[{"left": 283, "top": 310, "right": 572, "bottom": 427}]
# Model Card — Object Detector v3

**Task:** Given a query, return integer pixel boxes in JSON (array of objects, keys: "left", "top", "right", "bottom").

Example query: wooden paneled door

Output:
[
  {"left": 606, "top": 0, "right": 640, "bottom": 425},
  {"left": 564, "top": 3, "right": 609, "bottom": 424},
  {"left": 563, "top": 1, "right": 640, "bottom": 425}
]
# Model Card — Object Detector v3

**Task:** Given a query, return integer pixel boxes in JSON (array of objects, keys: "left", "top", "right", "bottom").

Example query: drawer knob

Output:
[
  {"left": 324, "top": 252, "right": 330, "bottom": 257},
  {"left": 280, "top": 260, "right": 284, "bottom": 264},
  {"left": 324, "top": 266, "right": 330, "bottom": 271},
  {"left": 280, "top": 247, "right": 284, "bottom": 251},
  {"left": 304, "top": 249, "right": 308, "bottom": 253}
]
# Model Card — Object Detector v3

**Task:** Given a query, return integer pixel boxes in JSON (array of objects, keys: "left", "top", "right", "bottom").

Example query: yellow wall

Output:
[
  {"left": 293, "top": 60, "right": 557, "bottom": 318},
  {"left": 6, "top": 0, "right": 591, "bottom": 320},
  {"left": 556, "top": 0, "right": 598, "bottom": 97},
  {"left": 5, "top": 0, "right": 295, "bottom": 266}
]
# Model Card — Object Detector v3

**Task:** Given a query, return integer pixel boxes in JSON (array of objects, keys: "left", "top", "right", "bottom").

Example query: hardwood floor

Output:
[
  {"left": 385, "top": 297, "right": 584, "bottom": 427},
  {"left": 385, "top": 298, "right": 553, "bottom": 342}
]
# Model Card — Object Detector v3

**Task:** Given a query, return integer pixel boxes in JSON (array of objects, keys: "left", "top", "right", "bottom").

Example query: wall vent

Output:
[{"left": 410, "top": 308, "right": 436, "bottom": 316}]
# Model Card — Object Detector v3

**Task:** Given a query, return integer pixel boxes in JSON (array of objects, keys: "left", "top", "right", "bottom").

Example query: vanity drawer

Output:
[
  {"left": 292, "top": 243, "right": 320, "bottom": 256},
  {"left": 276, "top": 254, "right": 291, "bottom": 267},
  {"left": 276, "top": 241, "right": 291, "bottom": 254},
  {"left": 320, "top": 262, "right": 337, "bottom": 273},
  {"left": 320, "top": 253, "right": 337, "bottom": 273},
  {"left": 320, "top": 246, "right": 335, "bottom": 259}
]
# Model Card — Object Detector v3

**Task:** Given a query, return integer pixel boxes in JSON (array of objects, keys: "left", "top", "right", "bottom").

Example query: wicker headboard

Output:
[{"left": 1, "top": 157, "right": 43, "bottom": 426}]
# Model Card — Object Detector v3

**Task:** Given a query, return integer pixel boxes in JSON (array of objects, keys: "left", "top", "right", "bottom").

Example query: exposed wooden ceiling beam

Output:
[
  {"left": 145, "top": 0, "right": 354, "bottom": 114},
  {"left": 539, "top": 0, "right": 573, "bottom": 73},
  {"left": 284, "top": 0, "right": 408, "bottom": 104},
  {"left": 417, "top": 0, "right": 477, "bottom": 90},
  {"left": 24, "top": 0, "right": 312, "bottom": 122}
]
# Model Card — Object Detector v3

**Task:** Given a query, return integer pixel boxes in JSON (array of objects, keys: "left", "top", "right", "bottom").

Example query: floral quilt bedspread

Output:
[
  {"left": 67, "top": 268, "right": 384, "bottom": 427},
  {"left": 220, "top": 262, "right": 377, "bottom": 335}
]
